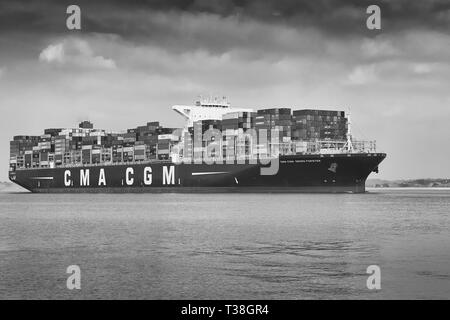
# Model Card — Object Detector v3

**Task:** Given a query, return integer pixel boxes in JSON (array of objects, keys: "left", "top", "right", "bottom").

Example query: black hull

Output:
[{"left": 9, "top": 153, "right": 386, "bottom": 194}]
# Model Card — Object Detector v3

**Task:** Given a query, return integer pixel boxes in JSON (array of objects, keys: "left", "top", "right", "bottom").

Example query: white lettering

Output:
[
  {"left": 144, "top": 166, "right": 152, "bottom": 185},
  {"left": 80, "top": 169, "right": 89, "bottom": 186},
  {"left": 126, "top": 167, "right": 134, "bottom": 185},
  {"left": 181, "top": 304, "right": 215, "bottom": 317},
  {"left": 64, "top": 170, "right": 71, "bottom": 187},
  {"left": 98, "top": 168, "right": 106, "bottom": 186},
  {"left": 163, "top": 166, "right": 175, "bottom": 185}
]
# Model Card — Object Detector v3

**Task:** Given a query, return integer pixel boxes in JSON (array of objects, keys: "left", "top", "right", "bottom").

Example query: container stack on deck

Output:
[
  {"left": 186, "top": 113, "right": 257, "bottom": 160},
  {"left": 9, "top": 107, "right": 349, "bottom": 170},
  {"left": 9, "top": 120, "right": 181, "bottom": 170},
  {"left": 221, "top": 112, "right": 255, "bottom": 159},
  {"left": 291, "top": 110, "right": 347, "bottom": 141},
  {"left": 254, "top": 108, "right": 293, "bottom": 156},
  {"left": 9, "top": 136, "right": 39, "bottom": 170},
  {"left": 255, "top": 108, "right": 292, "bottom": 140}
]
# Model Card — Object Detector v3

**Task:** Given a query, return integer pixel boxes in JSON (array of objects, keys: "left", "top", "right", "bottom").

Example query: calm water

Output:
[{"left": 0, "top": 189, "right": 449, "bottom": 299}]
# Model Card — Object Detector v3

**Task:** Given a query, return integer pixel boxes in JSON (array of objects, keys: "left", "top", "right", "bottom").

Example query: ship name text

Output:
[{"left": 63, "top": 166, "right": 176, "bottom": 187}]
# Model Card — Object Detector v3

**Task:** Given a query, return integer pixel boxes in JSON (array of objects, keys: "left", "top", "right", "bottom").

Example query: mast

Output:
[{"left": 346, "top": 109, "right": 354, "bottom": 152}]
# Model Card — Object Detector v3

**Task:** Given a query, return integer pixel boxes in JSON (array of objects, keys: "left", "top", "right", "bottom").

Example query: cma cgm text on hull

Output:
[{"left": 9, "top": 97, "right": 386, "bottom": 193}]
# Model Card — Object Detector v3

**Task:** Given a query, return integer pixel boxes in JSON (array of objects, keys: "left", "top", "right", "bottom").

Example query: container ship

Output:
[{"left": 8, "top": 97, "right": 386, "bottom": 193}]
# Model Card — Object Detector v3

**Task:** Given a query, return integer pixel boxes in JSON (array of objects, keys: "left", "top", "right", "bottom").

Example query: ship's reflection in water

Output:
[{"left": 0, "top": 190, "right": 449, "bottom": 299}]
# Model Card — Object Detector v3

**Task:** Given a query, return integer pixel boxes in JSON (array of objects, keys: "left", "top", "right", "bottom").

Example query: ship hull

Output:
[{"left": 9, "top": 153, "right": 386, "bottom": 193}]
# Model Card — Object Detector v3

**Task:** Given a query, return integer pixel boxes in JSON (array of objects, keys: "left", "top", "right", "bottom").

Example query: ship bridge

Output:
[{"left": 172, "top": 96, "right": 253, "bottom": 126}]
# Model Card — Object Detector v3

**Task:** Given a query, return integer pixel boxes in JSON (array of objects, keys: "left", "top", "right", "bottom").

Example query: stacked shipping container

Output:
[
  {"left": 9, "top": 108, "right": 349, "bottom": 170},
  {"left": 9, "top": 120, "right": 181, "bottom": 169},
  {"left": 291, "top": 110, "right": 347, "bottom": 141}
]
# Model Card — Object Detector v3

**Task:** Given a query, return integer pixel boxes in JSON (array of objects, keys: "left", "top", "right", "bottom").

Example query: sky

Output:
[{"left": 0, "top": 0, "right": 449, "bottom": 181}]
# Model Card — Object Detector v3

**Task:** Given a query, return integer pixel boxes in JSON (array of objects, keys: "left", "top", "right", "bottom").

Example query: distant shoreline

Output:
[
  {"left": 366, "top": 178, "right": 450, "bottom": 188},
  {"left": 367, "top": 187, "right": 450, "bottom": 190}
]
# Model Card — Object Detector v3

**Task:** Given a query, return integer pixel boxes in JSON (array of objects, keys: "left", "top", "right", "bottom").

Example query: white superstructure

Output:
[{"left": 172, "top": 96, "right": 253, "bottom": 126}]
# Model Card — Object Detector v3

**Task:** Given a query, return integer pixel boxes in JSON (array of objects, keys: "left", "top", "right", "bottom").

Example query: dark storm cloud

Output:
[
  {"left": 85, "top": 0, "right": 450, "bottom": 34},
  {"left": 0, "top": 0, "right": 449, "bottom": 37}
]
